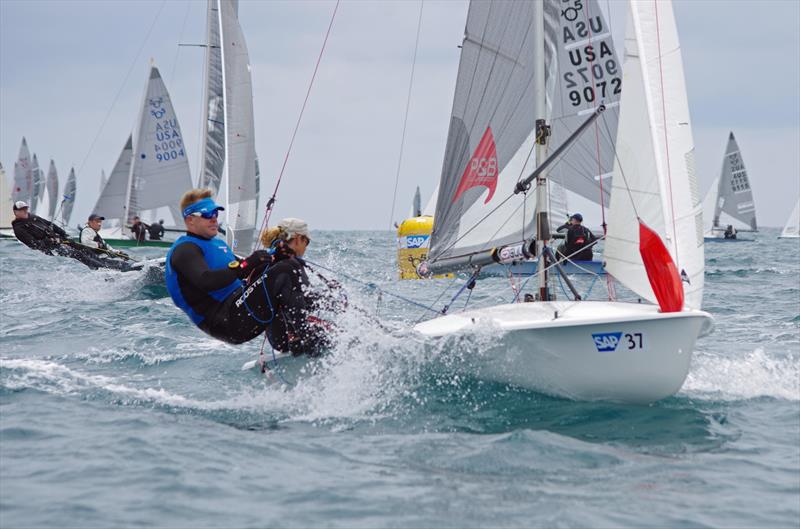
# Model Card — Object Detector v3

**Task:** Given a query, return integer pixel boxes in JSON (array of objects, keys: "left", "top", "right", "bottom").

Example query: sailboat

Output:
[
  {"left": 29, "top": 154, "right": 44, "bottom": 215},
  {"left": 60, "top": 167, "right": 77, "bottom": 227},
  {"left": 396, "top": 0, "right": 621, "bottom": 280},
  {"left": 702, "top": 132, "right": 757, "bottom": 241},
  {"left": 778, "top": 199, "right": 799, "bottom": 239},
  {"left": 45, "top": 160, "right": 59, "bottom": 221},
  {"left": 0, "top": 163, "right": 12, "bottom": 235},
  {"left": 94, "top": 65, "right": 193, "bottom": 248},
  {"left": 413, "top": 0, "right": 712, "bottom": 403},
  {"left": 12, "top": 137, "right": 32, "bottom": 206},
  {"left": 198, "top": 0, "right": 258, "bottom": 255}
]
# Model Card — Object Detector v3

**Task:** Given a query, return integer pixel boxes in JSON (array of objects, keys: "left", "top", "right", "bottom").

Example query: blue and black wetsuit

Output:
[{"left": 166, "top": 234, "right": 333, "bottom": 354}]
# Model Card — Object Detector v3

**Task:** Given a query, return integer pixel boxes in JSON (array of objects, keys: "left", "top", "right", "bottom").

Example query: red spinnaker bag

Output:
[{"left": 638, "top": 220, "right": 684, "bottom": 312}]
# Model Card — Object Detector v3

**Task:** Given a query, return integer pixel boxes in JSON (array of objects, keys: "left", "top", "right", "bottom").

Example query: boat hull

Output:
[{"left": 414, "top": 301, "right": 713, "bottom": 403}]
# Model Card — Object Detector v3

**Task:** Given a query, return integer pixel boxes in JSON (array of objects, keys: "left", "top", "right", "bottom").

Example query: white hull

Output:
[{"left": 414, "top": 301, "right": 713, "bottom": 403}]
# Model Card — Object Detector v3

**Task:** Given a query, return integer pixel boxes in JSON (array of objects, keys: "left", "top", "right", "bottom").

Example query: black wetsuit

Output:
[
  {"left": 12, "top": 215, "right": 69, "bottom": 254},
  {"left": 168, "top": 237, "right": 333, "bottom": 354},
  {"left": 148, "top": 223, "right": 165, "bottom": 240},
  {"left": 556, "top": 223, "right": 596, "bottom": 261}
]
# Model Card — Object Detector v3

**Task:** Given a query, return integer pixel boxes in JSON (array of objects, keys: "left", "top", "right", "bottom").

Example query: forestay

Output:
[
  {"left": 126, "top": 67, "right": 193, "bottom": 225},
  {"left": 93, "top": 135, "right": 133, "bottom": 222},
  {"left": 711, "top": 132, "right": 757, "bottom": 231},
  {"left": 604, "top": 0, "right": 704, "bottom": 310}
]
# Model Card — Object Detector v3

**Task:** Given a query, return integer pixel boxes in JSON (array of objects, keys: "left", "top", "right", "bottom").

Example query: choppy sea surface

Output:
[{"left": 1, "top": 229, "right": 798, "bottom": 529}]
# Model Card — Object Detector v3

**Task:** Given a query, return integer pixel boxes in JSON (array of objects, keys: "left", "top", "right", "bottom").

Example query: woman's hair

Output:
[
  {"left": 179, "top": 188, "right": 213, "bottom": 211},
  {"left": 260, "top": 226, "right": 287, "bottom": 248}
]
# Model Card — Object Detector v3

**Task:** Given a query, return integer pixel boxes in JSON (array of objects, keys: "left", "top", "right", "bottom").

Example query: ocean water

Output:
[{"left": 1, "top": 230, "right": 798, "bottom": 528}]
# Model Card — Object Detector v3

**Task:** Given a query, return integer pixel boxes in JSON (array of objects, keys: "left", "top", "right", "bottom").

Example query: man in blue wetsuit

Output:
[{"left": 166, "top": 189, "right": 334, "bottom": 355}]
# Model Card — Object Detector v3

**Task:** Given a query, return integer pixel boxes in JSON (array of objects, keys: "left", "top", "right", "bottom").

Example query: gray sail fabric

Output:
[
  {"left": 13, "top": 137, "right": 32, "bottom": 203},
  {"left": 62, "top": 168, "right": 77, "bottom": 225},
  {"left": 219, "top": 0, "right": 257, "bottom": 254},
  {"left": 199, "top": 0, "right": 225, "bottom": 195},
  {"left": 126, "top": 67, "right": 193, "bottom": 225},
  {"left": 544, "top": 0, "right": 620, "bottom": 206},
  {"left": 30, "top": 154, "right": 43, "bottom": 214},
  {"left": 430, "top": 1, "right": 540, "bottom": 263},
  {"left": 93, "top": 135, "right": 133, "bottom": 221},
  {"left": 46, "top": 160, "right": 59, "bottom": 220},
  {"left": 712, "top": 132, "right": 757, "bottom": 231}
]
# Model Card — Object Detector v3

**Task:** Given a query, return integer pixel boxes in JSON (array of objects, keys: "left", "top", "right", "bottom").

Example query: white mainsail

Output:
[
  {"left": 93, "top": 135, "right": 134, "bottom": 223},
  {"left": 779, "top": 199, "right": 800, "bottom": 239},
  {"left": 124, "top": 66, "right": 193, "bottom": 229},
  {"left": 46, "top": 160, "right": 59, "bottom": 221},
  {"left": 200, "top": 0, "right": 258, "bottom": 254},
  {"left": 61, "top": 167, "right": 77, "bottom": 226},
  {"left": 0, "top": 163, "right": 12, "bottom": 227},
  {"left": 30, "top": 154, "right": 44, "bottom": 214},
  {"left": 12, "top": 137, "right": 32, "bottom": 204},
  {"left": 99, "top": 170, "right": 107, "bottom": 194},
  {"left": 604, "top": 0, "right": 704, "bottom": 310}
]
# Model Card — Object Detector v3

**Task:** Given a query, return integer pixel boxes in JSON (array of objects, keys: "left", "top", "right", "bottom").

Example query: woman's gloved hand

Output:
[{"left": 236, "top": 250, "right": 272, "bottom": 278}]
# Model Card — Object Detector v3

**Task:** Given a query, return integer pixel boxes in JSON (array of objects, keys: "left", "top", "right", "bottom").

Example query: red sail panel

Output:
[{"left": 638, "top": 220, "right": 684, "bottom": 312}]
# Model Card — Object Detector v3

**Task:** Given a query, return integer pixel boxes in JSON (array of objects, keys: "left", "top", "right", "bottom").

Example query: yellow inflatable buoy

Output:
[{"left": 396, "top": 216, "right": 452, "bottom": 279}]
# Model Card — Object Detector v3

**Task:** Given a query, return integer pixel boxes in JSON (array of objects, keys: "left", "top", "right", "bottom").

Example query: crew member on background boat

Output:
[
  {"left": 11, "top": 201, "right": 69, "bottom": 254},
  {"left": 166, "top": 189, "right": 334, "bottom": 354},
  {"left": 80, "top": 214, "right": 118, "bottom": 252},
  {"left": 724, "top": 224, "right": 737, "bottom": 239},
  {"left": 78, "top": 214, "right": 133, "bottom": 270},
  {"left": 556, "top": 213, "right": 596, "bottom": 262},
  {"left": 130, "top": 216, "right": 148, "bottom": 243},
  {"left": 148, "top": 219, "right": 165, "bottom": 241}
]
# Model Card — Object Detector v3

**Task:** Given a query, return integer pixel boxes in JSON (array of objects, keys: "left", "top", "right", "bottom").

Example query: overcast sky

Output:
[{"left": 1, "top": 0, "right": 798, "bottom": 229}]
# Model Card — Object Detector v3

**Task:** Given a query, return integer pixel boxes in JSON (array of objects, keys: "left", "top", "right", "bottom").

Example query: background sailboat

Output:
[
  {"left": 60, "top": 167, "right": 77, "bottom": 227},
  {"left": 95, "top": 65, "right": 193, "bottom": 247},
  {"left": 29, "top": 154, "right": 43, "bottom": 215},
  {"left": 703, "top": 131, "right": 757, "bottom": 241},
  {"left": 414, "top": 0, "right": 711, "bottom": 403},
  {"left": 45, "top": 160, "right": 59, "bottom": 221},
  {"left": 12, "top": 137, "right": 32, "bottom": 205},
  {"left": 198, "top": 0, "right": 258, "bottom": 255},
  {"left": 778, "top": 199, "right": 799, "bottom": 239}
]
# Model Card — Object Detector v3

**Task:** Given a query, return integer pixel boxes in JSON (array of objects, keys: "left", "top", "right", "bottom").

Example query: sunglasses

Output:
[
  {"left": 300, "top": 235, "right": 311, "bottom": 244},
  {"left": 188, "top": 210, "right": 219, "bottom": 219}
]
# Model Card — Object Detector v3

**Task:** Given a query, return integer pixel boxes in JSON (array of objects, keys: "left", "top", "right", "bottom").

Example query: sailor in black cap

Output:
[
  {"left": 556, "top": 213, "right": 597, "bottom": 262},
  {"left": 79, "top": 213, "right": 115, "bottom": 252}
]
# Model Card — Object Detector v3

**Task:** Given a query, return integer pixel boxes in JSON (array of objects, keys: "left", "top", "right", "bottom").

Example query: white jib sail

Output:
[
  {"left": 780, "top": 199, "right": 800, "bottom": 238},
  {"left": 30, "top": 154, "right": 43, "bottom": 214},
  {"left": 125, "top": 66, "right": 193, "bottom": 227},
  {"left": 93, "top": 135, "right": 133, "bottom": 223},
  {"left": 219, "top": 0, "right": 257, "bottom": 254},
  {"left": 604, "top": 0, "right": 704, "bottom": 310},
  {"left": 46, "top": 160, "right": 59, "bottom": 221},
  {"left": 13, "top": 137, "right": 32, "bottom": 204}
]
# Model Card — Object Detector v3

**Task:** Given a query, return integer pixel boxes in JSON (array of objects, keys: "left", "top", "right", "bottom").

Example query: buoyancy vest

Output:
[
  {"left": 165, "top": 234, "right": 243, "bottom": 325},
  {"left": 79, "top": 225, "right": 108, "bottom": 250}
]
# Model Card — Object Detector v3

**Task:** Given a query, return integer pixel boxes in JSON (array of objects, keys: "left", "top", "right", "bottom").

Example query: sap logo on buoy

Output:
[
  {"left": 405, "top": 235, "right": 429, "bottom": 249},
  {"left": 592, "top": 332, "right": 623, "bottom": 352}
]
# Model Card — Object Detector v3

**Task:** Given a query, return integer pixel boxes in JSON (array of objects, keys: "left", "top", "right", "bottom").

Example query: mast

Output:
[
  {"left": 532, "top": 0, "right": 551, "bottom": 301},
  {"left": 217, "top": 0, "right": 231, "bottom": 247}
]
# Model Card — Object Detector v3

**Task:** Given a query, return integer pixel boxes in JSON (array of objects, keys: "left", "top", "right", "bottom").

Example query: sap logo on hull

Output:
[{"left": 592, "top": 332, "right": 623, "bottom": 352}]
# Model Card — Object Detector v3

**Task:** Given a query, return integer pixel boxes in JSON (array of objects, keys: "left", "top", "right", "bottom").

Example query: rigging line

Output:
[
  {"left": 416, "top": 275, "right": 460, "bottom": 323},
  {"left": 302, "top": 258, "right": 442, "bottom": 315},
  {"left": 388, "top": 0, "right": 425, "bottom": 228},
  {"left": 600, "top": 114, "right": 638, "bottom": 218},
  {"left": 75, "top": 0, "right": 168, "bottom": 178},
  {"left": 262, "top": 0, "right": 340, "bottom": 231},
  {"left": 169, "top": 0, "right": 194, "bottom": 87},
  {"left": 652, "top": 0, "right": 680, "bottom": 265}
]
